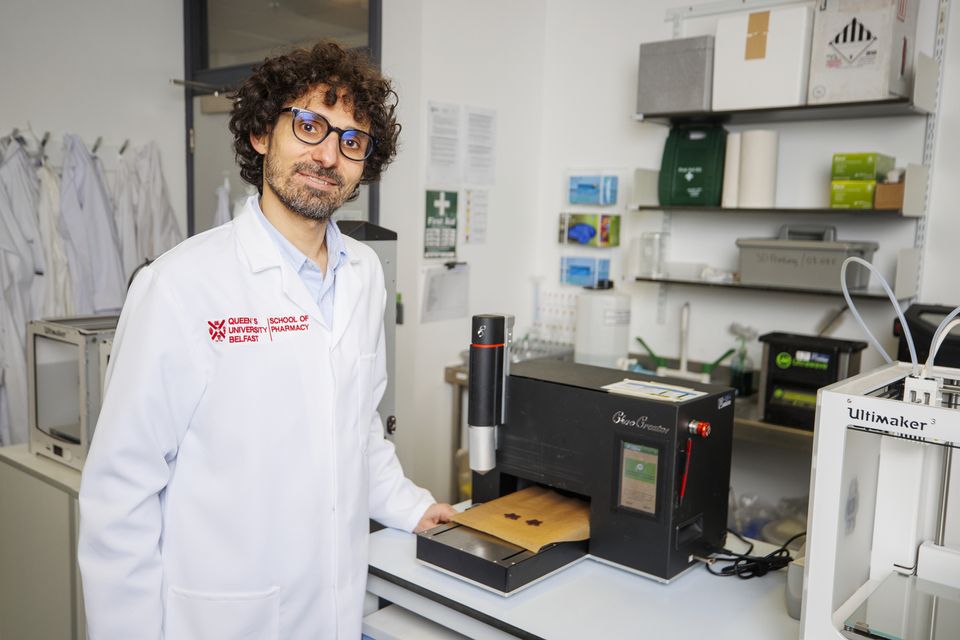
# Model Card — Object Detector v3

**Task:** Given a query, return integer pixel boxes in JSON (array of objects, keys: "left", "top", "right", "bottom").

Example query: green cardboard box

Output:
[
  {"left": 830, "top": 180, "right": 876, "bottom": 209},
  {"left": 831, "top": 153, "right": 895, "bottom": 181}
]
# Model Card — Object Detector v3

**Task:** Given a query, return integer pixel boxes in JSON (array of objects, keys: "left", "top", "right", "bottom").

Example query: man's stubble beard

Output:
[{"left": 263, "top": 152, "right": 354, "bottom": 222}]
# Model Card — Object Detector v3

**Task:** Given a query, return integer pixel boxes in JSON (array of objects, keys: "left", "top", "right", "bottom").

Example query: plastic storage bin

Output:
[{"left": 736, "top": 225, "right": 878, "bottom": 291}]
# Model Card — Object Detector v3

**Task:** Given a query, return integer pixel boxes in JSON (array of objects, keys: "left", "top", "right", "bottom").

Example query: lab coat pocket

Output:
[
  {"left": 165, "top": 585, "right": 280, "bottom": 640},
  {"left": 356, "top": 352, "right": 377, "bottom": 453}
]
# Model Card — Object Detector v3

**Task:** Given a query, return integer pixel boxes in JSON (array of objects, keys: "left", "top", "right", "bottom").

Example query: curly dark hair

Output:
[{"left": 229, "top": 41, "right": 400, "bottom": 198}]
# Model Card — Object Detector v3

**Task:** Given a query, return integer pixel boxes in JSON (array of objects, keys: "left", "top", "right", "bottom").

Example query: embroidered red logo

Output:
[
  {"left": 207, "top": 314, "right": 307, "bottom": 345},
  {"left": 208, "top": 320, "right": 226, "bottom": 342}
]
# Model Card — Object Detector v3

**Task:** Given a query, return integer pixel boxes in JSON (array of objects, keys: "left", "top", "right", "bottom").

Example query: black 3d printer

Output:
[{"left": 417, "top": 315, "right": 736, "bottom": 594}]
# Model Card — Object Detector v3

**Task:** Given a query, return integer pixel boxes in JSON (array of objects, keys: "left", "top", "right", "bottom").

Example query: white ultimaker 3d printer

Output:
[
  {"left": 801, "top": 259, "right": 960, "bottom": 639},
  {"left": 26, "top": 316, "right": 119, "bottom": 470}
]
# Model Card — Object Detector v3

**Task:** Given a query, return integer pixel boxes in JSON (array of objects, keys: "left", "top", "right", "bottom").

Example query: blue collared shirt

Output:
[{"left": 251, "top": 197, "right": 347, "bottom": 329}]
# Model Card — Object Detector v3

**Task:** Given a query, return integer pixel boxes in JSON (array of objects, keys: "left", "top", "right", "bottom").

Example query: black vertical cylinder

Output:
[{"left": 468, "top": 315, "right": 505, "bottom": 427}]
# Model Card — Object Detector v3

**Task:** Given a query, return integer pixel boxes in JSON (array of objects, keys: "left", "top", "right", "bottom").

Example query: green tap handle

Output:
[
  {"left": 702, "top": 347, "right": 736, "bottom": 374},
  {"left": 635, "top": 336, "right": 667, "bottom": 368}
]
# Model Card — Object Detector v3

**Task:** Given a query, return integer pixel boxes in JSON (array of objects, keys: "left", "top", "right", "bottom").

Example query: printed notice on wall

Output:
[
  {"left": 464, "top": 106, "right": 496, "bottom": 185},
  {"left": 427, "top": 101, "right": 461, "bottom": 185},
  {"left": 425, "top": 190, "right": 458, "bottom": 258},
  {"left": 463, "top": 189, "right": 488, "bottom": 245},
  {"left": 421, "top": 263, "right": 469, "bottom": 323}
]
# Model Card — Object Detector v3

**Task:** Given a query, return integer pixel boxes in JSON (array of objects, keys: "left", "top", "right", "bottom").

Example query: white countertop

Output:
[
  {"left": 367, "top": 526, "right": 801, "bottom": 640},
  {"left": 0, "top": 443, "right": 81, "bottom": 496}
]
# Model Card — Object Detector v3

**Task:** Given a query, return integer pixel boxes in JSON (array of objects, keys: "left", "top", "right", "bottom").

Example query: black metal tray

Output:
[{"left": 416, "top": 522, "right": 587, "bottom": 595}]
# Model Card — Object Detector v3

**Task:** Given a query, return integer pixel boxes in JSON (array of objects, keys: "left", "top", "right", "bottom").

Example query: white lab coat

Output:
[
  {"left": 59, "top": 135, "right": 126, "bottom": 314},
  {"left": 0, "top": 193, "right": 30, "bottom": 446},
  {"left": 112, "top": 152, "right": 141, "bottom": 280},
  {"left": 0, "top": 149, "right": 35, "bottom": 446},
  {"left": 212, "top": 177, "right": 232, "bottom": 227},
  {"left": 133, "top": 142, "right": 183, "bottom": 263},
  {"left": 0, "top": 143, "right": 41, "bottom": 321},
  {"left": 79, "top": 199, "right": 434, "bottom": 640},
  {"left": 37, "top": 165, "right": 73, "bottom": 317}
]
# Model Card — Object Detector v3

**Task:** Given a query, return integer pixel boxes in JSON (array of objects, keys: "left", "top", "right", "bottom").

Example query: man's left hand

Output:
[{"left": 414, "top": 503, "right": 458, "bottom": 533}]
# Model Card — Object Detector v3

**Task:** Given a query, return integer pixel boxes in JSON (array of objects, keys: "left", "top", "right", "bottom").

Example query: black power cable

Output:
[{"left": 705, "top": 530, "right": 806, "bottom": 579}]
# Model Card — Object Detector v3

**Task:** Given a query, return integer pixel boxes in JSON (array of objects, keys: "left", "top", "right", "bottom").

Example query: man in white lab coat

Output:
[{"left": 79, "top": 42, "right": 456, "bottom": 639}]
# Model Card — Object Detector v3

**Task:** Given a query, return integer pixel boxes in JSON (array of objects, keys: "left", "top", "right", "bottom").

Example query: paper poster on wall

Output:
[
  {"left": 464, "top": 189, "right": 488, "bottom": 245},
  {"left": 425, "top": 190, "right": 458, "bottom": 258},
  {"left": 464, "top": 106, "right": 496, "bottom": 185},
  {"left": 421, "top": 263, "right": 470, "bottom": 323},
  {"left": 427, "top": 101, "right": 461, "bottom": 184}
]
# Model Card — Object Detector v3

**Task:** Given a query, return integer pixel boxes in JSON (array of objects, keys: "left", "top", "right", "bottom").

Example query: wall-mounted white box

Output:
[{"left": 712, "top": 6, "right": 813, "bottom": 111}]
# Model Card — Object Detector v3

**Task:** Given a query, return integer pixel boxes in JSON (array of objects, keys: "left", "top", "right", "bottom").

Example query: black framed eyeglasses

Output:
[{"left": 278, "top": 107, "right": 375, "bottom": 161}]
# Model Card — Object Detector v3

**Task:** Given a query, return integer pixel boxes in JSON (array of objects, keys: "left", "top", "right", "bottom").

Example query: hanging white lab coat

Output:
[
  {"left": 0, "top": 143, "right": 41, "bottom": 321},
  {"left": 133, "top": 142, "right": 183, "bottom": 262},
  {"left": 112, "top": 152, "right": 141, "bottom": 279},
  {"left": 232, "top": 193, "right": 250, "bottom": 222},
  {"left": 0, "top": 187, "right": 31, "bottom": 446},
  {"left": 212, "top": 177, "right": 232, "bottom": 227},
  {"left": 59, "top": 134, "right": 126, "bottom": 314},
  {"left": 37, "top": 165, "right": 73, "bottom": 318},
  {"left": 79, "top": 199, "right": 434, "bottom": 640}
]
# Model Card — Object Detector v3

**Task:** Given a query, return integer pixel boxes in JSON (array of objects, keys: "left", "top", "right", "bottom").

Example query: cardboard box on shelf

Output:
[
  {"left": 874, "top": 181, "right": 905, "bottom": 210},
  {"left": 830, "top": 180, "right": 876, "bottom": 209},
  {"left": 831, "top": 152, "right": 895, "bottom": 180},
  {"left": 637, "top": 36, "right": 714, "bottom": 114},
  {"left": 712, "top": 6, "right": 813, "bottom": 111},
  {"left": 808, "top": 0, "right": 920, "bottom": 105}
]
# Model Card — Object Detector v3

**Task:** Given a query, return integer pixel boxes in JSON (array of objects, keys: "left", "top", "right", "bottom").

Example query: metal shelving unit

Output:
[
  {"left": 634, "top": 97, "right": 929, "bottom": 127},
  {"left": 635, "top": 90, "right": 936, "bottom": 303},
  {"left": 629, "top": 205, "right": 919, "bottom": 218},
  {"left": 634, "top": 1, "right": 946, "bottom": 315},
  {"left": 634, "top": 275, "right": 909, "bottom": 301}
]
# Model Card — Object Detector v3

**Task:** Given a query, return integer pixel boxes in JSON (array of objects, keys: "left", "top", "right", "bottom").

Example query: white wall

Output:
[
  {"left": 381, "top": 0, "right": 547, "bottom": 500},
  {"left": 924, "top": 0, "right": 960, "bottom": 548},
  {"left": 0, "top": 0, "right": 186, "bottom": 235},
  {"left": 382, "top": 0, "right": 958, "bottom": 503},
  {"left": 923, "top": 0, "right": 960, "bottom": 304}
]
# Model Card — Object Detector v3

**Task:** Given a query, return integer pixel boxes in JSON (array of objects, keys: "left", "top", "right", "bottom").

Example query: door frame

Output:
[{"left": 182, "top": 0, "right": 383, "bottom": 235}]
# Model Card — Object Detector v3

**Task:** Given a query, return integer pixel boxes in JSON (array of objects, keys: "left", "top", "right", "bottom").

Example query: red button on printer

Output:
[{"left": 687, "top": 420, "right": 711, "bottom": 438}]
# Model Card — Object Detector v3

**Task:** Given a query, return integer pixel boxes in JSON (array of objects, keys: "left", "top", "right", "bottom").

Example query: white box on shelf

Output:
[
  {"left": 630, "top": 168, "right": 660, "bottom": 208},
  {"left": 901, "top": 163, "right": 928, "bottom": 218},
  {"left": 808, "top": 0, "right": 920, "bottom": 105},
  {"left": 712, "top": 6, "right": 813, "bottom": 111}
]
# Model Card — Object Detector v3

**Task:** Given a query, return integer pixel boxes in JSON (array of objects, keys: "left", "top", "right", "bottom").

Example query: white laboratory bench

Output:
[
  {"left": 366, "top": 524, "right": 801, "bottom": 640},
  {"left": 0, "top": 443, "right": 85, "bottom": 640}
]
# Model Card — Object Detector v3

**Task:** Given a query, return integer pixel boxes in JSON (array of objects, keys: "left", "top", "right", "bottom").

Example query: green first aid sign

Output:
[{"left": 425, "top": 190, "right": 458, "bottom": 258}]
